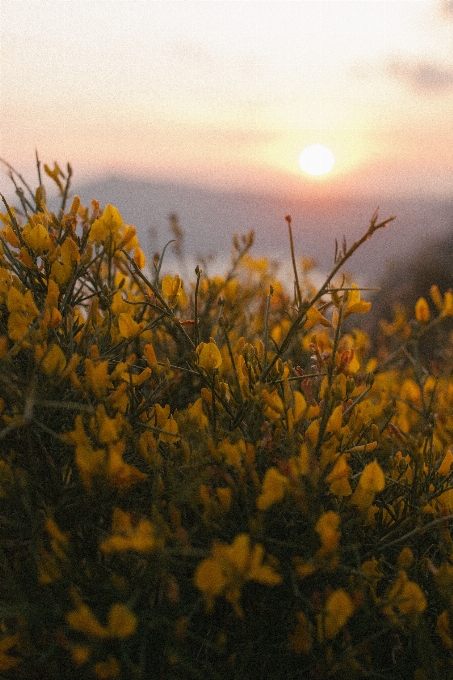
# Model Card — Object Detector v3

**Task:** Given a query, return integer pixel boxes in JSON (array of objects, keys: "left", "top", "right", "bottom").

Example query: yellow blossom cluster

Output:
[
  {"left": 194, "top": 533, "right": 282, "bottom": 617},
  {"left": 2, "top": 165, "right": 453, "bottom": 679}
]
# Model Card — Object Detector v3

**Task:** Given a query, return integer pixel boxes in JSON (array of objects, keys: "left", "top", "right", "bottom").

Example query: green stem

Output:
[
  {"left": 263, "top": 285, "right": 273, "bottom": 371},
  {"left": 285, "top": 215, "right": 302, "bottom": 310},
  {"left": 194, "top": 265, "right": 202, "bottom": 347}
]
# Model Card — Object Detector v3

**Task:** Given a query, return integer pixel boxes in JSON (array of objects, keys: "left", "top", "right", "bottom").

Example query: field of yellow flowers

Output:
[{"left": 1, "top": 159, "right": 453, "bottom": 680}]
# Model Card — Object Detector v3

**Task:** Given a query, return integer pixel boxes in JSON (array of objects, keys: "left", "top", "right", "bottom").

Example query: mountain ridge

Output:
[
  {"left": 73, "top": 175, "right": 452, "bottom": 286},
  {"left": 3, "top": 173, "right": 452, "bottom": 286}
]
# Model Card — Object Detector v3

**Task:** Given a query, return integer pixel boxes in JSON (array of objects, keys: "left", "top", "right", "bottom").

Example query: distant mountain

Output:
[
  {"left": 6, "top": 173, "right": 453, "bottom": 287},
  {"left": 71, "top": 175, "right": 452, "bottom": 287}
]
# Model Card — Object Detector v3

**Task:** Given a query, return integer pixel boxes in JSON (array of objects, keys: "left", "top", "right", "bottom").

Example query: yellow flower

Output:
[
  {"left": 198, "top": 341, "right": 222, "bottom": 372},
  {"left": 358, "top": 459, "right": 386, "bottom": 493},
  {"left": 351, "top": 460, "right": 385, "bottom": 511},
  {"left": 256, "top": 467, "right": 288, "bottom": 511},
  {"left": 110, "top": 291, "right": 129, "bottom": 316},
  {"left": 44, "top": 161, "right": 64, "bottom": 188},
  {"left": 396, "top": 580, "right": 427, "bottom": 616},
  {"left": 261, "top": 388, "right": 285, "bottom": 420},
  {"left": 321, "top": 589, "right": 354, "bottom": 640},
  {"left": 143, "top": 343, "right": 159, "bottom": 371},
  {"left": 66, "top": 602, "right": 109, "bottom": 639},
  {"left": 2, "top": 224, "right": 20, "bottom": 249},
  {"left": 152, "top": 403, "right": 180, "bottom": 443},
  {"left": 88, "top": 204, "right": 124, "bottom": 248},
  {"left": 0, "top": 634, "right": 20, "bottom": 672},
  {"left": 107, "top": 383, "right": 129, "bottom": 413},
  {"left": 106, "top": 604, "right": 137, "bottom": 638},
  {"left": 397, "top": 547, "right": 414, "bottom": 570},
  {"left": 324, "top": 454, "right": 352, "bottom": 497},
  {"left": 162, "top": 274, "right": 182, "bottom": 299},
  {"left": 50, "top": 237, "right": 80, "bottom": 286},
  {"left": 304, "top": 305, "right": 332, "bottom": 329},
  {"left": 342, "top": 284, "right": 372, "bottom": 318},
  {"left": 64, "top": 415, "right": 106, "bottom": 491},
  {"left": 315, "top": 511, "right": 341, "bottom": 553},
  {"left": 385, "top": 571, "right": 427, "bottom": 619},
  {"left": 194, "top": 534, "right": 281, "bottom": 616},
  {"left": 437, "top": 488, "right": 453, "bottom": 512},
  {"left": 438, "top": 449, "right": 453, "bottom": 476},
  {"left": 121, "top": 225, "right": 139, "bottom": 251},
  {"left": 286, "top": 391, "right": 307, "bottom": 432},
  {"left": 430, "top": 284, "right": 443, "bottom": 311},
  {"left": 234, "top": 353, "right": 249, "bottom": 395},
  {"left": 305, "top": 418, "right": 320, "bottom": 446},
  {"left": 319, "top": 438, "right": 339, "bottom": 474},
  {"left": 290, "top": 443, "right": 310, "bottom": 476},
  {"left": 42, "top": 279, "right": 63, "bottom": 328},
  {"left": 325, "top": 404, "right": 343, "bottom": 434},
  {"left": 138, "top": 430, "right": 159, "bottom": 466},
  {"left": 94, "top": 656, "right": 121, "bottom": 679},
  {"left": 70, "top": 644, "right": 91, "bottom": 666},
  {"left": 442, "top": 290, "right": 453, "bottom": 316},
  {"left": 186, "top": 397, "right": 209, "bottom": 432},
  {"left": 118, "top": 313, "right": 145, "bottom": 340},
  {"left": 437, "top": 611, "right": 453, "bottom": 649},
  {"left": 294, "top": 557, "right": 316, "bottom": 579},
  {"left": 216, "top": 486, "right": 232, "bottom": 511},
  {"left": 22, "top": 222, "right": 52, "bottom": 254},
  {"left": 415, "top": 297, "right": 430, "bottom": 323},
  {"left": 218, "top": 438, "right": 245, "bottom": 468},
  {"left": 107, "top": 440, "right": 147, "bottom": 491},
  {"left": 18, "top": 246, "right": 35, "bottom": 269},
  {"left": 40, "top": 343, "right": 67, "bottom": 376},
  {"left": 95, "top": 405, "right": 123, "bottom": 444},
  {"left": 362, "top": 557, "right": 383, "bottom": 597},
  {"left": 133, "top": 247, "right": 146, "bottom": 269},
  {"left": 100, "top": 507, "right": 158, "bottom": 553},
  {"left": 66, "top": 597, "right": 137, "bottom": 639},
  {"left": 84, "top": 359, "right": 113, "bottom": 399},
  {"left": 338, "top": 347, "right": 360, "bottom": 373},
  {"left": 6, "top": 286, "right": 39, "bottom": 341},
  {"left": 193, "top": 559, "right": 228, "bottom": 612}
]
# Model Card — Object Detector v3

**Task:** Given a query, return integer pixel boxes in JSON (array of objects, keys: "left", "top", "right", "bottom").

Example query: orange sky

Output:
[{"left": 1, "top": 1, "right": 453, "bottom": 200}]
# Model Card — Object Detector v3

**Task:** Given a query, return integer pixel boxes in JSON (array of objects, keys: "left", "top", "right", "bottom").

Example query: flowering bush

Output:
[{"left": 1, "top": 160, "right": 453, "bottom": 679}]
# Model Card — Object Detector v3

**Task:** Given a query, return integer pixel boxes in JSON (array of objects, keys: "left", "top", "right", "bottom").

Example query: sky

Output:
[{"left": 1, "top": 0, "right": 453, "bottom": 200}]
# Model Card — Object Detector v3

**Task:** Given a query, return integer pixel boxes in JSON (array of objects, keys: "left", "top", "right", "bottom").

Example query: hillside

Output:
[
  {"left": 3, "top": 172, "right": 452, "bottom": 286},
  {"left": 71, "top": 176, "right": 452, "bottom": 287}
]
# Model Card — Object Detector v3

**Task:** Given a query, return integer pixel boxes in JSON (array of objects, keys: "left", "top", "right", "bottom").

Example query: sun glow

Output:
[{"left": 299, "top": 145, "right": 335, "bottom": 176}]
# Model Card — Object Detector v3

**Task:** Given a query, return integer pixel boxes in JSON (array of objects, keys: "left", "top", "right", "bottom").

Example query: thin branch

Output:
[{"left": 260, "top": 211, "right": 395, "bottom": 383}]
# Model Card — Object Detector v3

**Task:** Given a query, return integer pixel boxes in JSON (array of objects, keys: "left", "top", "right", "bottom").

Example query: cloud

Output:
[
  {"left": 386, "top": 58, "right": 453, "bottom": 94},
  {"left": 440, "top": 1, "right": 453, "bottom": 20}
]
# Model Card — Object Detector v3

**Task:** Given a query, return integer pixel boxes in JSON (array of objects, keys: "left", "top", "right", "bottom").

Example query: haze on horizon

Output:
[{"left": 1, "top": 0, "right": 453, "bottom": 203}]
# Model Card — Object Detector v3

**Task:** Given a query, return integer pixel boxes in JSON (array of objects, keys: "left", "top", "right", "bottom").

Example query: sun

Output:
[{"left": 299, "top": 144, "right": 335, "bottom": 176}]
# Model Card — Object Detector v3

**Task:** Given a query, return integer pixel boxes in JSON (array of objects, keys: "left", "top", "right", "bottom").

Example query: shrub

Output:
[
  {"left": 1, "top": 160, "right": 453, "bottom": 680},
  {"left": 365, "top": 229, "right": 453, "bottom": 371}
]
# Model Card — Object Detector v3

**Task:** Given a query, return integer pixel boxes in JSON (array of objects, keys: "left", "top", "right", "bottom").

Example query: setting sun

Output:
[{"left": 299, "top": 144, "right": 335, "bottom": 177}]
